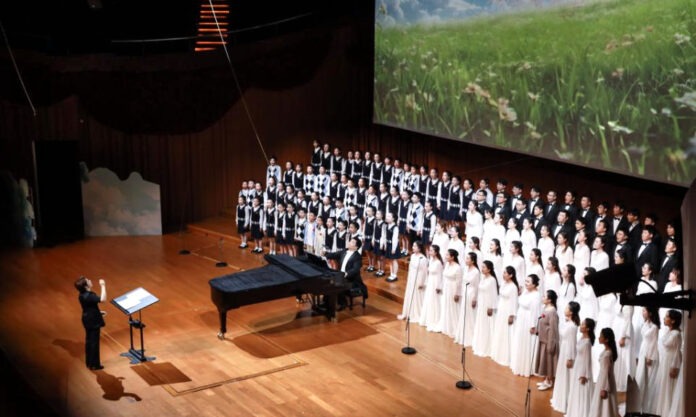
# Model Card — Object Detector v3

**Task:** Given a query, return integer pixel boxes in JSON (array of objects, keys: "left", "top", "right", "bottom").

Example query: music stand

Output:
[{"left": 111, "top": 287, "right": 159, "bottom": 364}]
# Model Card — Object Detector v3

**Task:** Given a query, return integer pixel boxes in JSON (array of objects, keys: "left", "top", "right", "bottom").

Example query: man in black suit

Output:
[
  {"left": 475, "top": 189, "right": 492, "bottom": 216},
  {"left": 612, "top": 227, "right": 633, "bottom": 266},
  {"left": 611, "top": 202, "right": 629, "bottom": 238},
  {"left": 508, "top": 183, "right": 524, "bottom": 214},
  {"left": 512, "top": 199, "right": 529, "bottom": 231},
  {"left": 493, "top": 192, "right": 512, "bottom": 222},
  {"left": 644, "top": 213, "right": 663, "bottom": 251},
  {"left": 528, "top": 185, "right": 543, "bottom": 215},
  {"left": 578, "top": 195, "right": 596, "bottom": 232},
  {"left": 544, "top": 190, "right": 560, "bottom": 224},
  {"left": 531, "top": 204, "right": 547, "bottom": 240},
  {"left": 552, "top": 209, "right": 574, "bottom": 242},
  {"left": 496, "top": 178, "right": 509, "bottom": 201},
  {"left": 561, "top": 190, "right": 578, "bottom": 222},
  {"left": 656, "top": 238, "right": 679, "bottom": 292},
  {"left": 324, "top": 237, "right": 367, "bottom": 309},
  {"left": 634, "top": 225, "right": 659, "bottom": 277},
  {"left": 594, "top": 201, "right": 610, "bottom": 234},
  {"left": 626, "top": 208, "right": 643, "bottom": 251}
]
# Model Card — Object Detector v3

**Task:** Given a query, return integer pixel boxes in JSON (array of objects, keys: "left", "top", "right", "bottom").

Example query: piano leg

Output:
[
  {"left": 217, "top": 309, "right": 227, "bottom": 340},
  {"left": 326, "top": 293, "right": 338, "bottom": 323}
]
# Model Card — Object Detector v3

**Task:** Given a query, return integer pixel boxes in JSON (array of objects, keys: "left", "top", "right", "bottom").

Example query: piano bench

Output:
[{"left": 347, "top": 287, "right": 366, "bottom": 310}]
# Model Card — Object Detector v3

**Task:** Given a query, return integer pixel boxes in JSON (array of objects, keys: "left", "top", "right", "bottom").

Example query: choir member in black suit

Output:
[
  {"left": 656, "top": 238, "right": 678, "bottom": 292},
  {"left": 475, "top": 189, "right": 492, "bottom": 216},
  {"left": 552, "top": 210, "right": 574, "bottom": 242},
  {"left": 544, "top": 190, "right": 560, "bottom": 224},
  {"left": 626, "top": 208, "right": 643, "bottom": 251},
  {"left": 531, "top": 204, "right": 548, "bottom": 240},
  {"left": 634, "top": 225, "right": 659, "bottom": 276},
  {"left": 528, "top": 185, "right": 543, "bottom": 216},
  {"left": 493, "top": 192, "right": 512, "bottom": 222},
  {"left": 561, "top": 190, "right": 578, "bottom": 221},
  {"left": 508, "top": 183, "right": 524, "bottom": 214},
  {"left": 578, "top": 195, "right": 596, "bottom": 232},
  {"left": 610, "top": 202, "right": 629, "bottom": 238},
  {"left": 611, "top": 227, "right": 633, "bottom": 266},
  {"left": 643, "top": 213, "right": 662, "bottom": 252},
  {"left": 594, "top": 200, "right": 610, "bottom": 233},
  {"left": 495, "top": 178, "right": 509, "bottom": 201},
  {"left": 511, "top": 199, "right": 529, "bottom": 231}
]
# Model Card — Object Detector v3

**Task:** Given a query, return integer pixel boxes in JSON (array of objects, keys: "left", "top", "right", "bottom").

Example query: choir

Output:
[{"left": 232, "top": 143, "right": 685, "bottom": 417}]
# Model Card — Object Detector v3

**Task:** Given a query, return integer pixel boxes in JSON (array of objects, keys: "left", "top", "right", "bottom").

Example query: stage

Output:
[{"left": 0, "top": 219, "right": 567, "bottom": 417}]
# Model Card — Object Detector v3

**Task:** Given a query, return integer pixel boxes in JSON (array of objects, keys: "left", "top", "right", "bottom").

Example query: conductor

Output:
[
  {"left": 323, "top": 237, "right": 368, "bottom": 310},
  {"left": 74, "top": 276, "right": 107, "bottom": 370}
]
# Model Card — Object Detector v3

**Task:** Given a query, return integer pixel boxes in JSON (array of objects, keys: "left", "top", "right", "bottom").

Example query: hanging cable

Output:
[
  {"left": 0, "top": 18, "right": 37, "bottom": 116},
  {"left": 207, "top": 0, "right": 269, "bottom": 165}
]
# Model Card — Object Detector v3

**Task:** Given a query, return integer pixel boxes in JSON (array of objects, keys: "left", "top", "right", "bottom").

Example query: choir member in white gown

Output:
[
  {"left": 503, "top": 218, "right": 521, "bottom": 263},
  {"left": 572, "top": 229, "right": 591, "bottom": 271},
  {"left": 655, "top": 310, "right": 683, "bottom": 417},
  {"left": 454, "top": 252, "right": 480, "bottom": 346},
  {"left": 447, "top": 226, "right": 466, "bottom": 268},
  {"left": 554, "top": 232, "right": 574, "bottom": 271},
  {"left": 438, "top": 249, "right": 463, "bottom": 337},
  {"left": 593, "top": 294, "right": 617, "bottom": 382},
  {"left": 472, "top": 260, "right": 498, "bottom": 357},
  {"left": 557, "top": 264, "right": 577, "bottom": 318},
  {"left": 577, "top": 267, "right": 599, "bottom": 322},
  {"left": 612, "top": 302, "right": 633, "bottom": 392},
  {"left": 520, "top": 217, "right": 537, "bottom": 262},
  {"left": 419, "top": 245, "right": 445, "bottom": 332},
  {"left": 551, "top": 301, "right": 580, "bottom": 412},
  {"left": 481, "top": 209, "right": 497, "bottom": 251},
  {"left": 543, "top": 256, "right": 562, "bottom": 296},
  {"left": 467, "top": 237, "right": 483, "bottom": 270},
  {"left": 484, "top": 238, "right": 504, "bottom": 286},
  {"left": 527, "top": 248, "right": 545, "bottom": 291},
  {"left": 465, "top": 200, "right": 483, "bottom": 240},
  {"left": 565, "top": 318, "right": 596, "bottom": 417},
  {"left": 510, "top": 274, "right": 542, "bottom": 377},
  {"left": 589, "top": 236, "right": 609, "bottom": 271},
  {"left": 491, "top": 266, "right": 519, "bottom": 367},
  {"left": 398, "top": 241, "right": 428, "bottom": 322},
  {"left": 588, "top": 328, "right": 620, "bottom": 417},
  {"left": 666, "top": 358, "right": 685, "bottom": 417},
  {"left": 659, "top": 267, "right": 682, "bottom": 340},
  {"left": 489, "top": 213, "right": 507, "bottom": 252},
  {"left": 508, "top": 241, "right": 526, "bottom": 282},
  {"left": 537, "top": 224, "right": 556, "bottom": 265},
  {"left": 431, "top": 221, "right": 450, "bottom": 254},
  {"left": 634, "top": 307, "right": 660, "bottom": 414},
  {"left": 631, "top": 263, "right": 658, "bottom": 369}
]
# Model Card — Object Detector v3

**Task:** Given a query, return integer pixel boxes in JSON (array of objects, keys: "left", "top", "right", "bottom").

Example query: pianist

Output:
[{"left": 323, "top": 237, "right": 367, "bottom": 310}]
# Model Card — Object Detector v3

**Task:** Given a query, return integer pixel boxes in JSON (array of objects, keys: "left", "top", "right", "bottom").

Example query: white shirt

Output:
[{"left": 340, "top": 250, "right": 356, "bottom": 273}]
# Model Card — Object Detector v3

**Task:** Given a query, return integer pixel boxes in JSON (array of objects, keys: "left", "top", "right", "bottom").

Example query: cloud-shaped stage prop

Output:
[{"left": 82, "top": 167, "right": 162, "bottom": 236}]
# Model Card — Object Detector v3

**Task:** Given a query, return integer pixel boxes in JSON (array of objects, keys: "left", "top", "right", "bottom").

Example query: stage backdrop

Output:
[
  {"left": 81, "top": 166, "right": 162, "bottom": 236},
  {"left": 374, "top": 0, "right": 696, "bottom": 185}
]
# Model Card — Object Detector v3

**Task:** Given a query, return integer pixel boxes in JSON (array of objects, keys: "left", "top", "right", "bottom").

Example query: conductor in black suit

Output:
[
  {"left": 324, "top": 237, "right": 367, "bottom": 310},
  {"left": 74, "top": 276, "right": 107, "bottom": 370}
]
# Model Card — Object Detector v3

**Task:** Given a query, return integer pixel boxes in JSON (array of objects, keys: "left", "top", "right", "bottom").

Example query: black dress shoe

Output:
[{"left": 89, "top": 365, "right": 104, "bottom": 370}]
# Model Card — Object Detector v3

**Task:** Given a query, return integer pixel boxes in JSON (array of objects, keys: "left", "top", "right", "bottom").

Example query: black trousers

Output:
[{"left": 85, "top": 327, "right": 101, "bottom": 368}]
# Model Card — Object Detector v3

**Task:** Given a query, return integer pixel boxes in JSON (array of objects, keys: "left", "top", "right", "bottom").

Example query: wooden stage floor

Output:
[{"left": 0, "top": 218, "right": 564, "bottom": 417}]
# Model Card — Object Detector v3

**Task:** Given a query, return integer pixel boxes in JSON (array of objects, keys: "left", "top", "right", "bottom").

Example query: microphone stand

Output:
[
  {"left": 402, "top": 257, "right": 423, "bottom": 355},
  {"left": 456, "top": 282, "right": 472, "bottom": 389},
  {"left": 525, "top": 314, "right": 543, "bottom": 417},
  {"left": 215, "top": 237, "right": 228, "bottom": 267}
]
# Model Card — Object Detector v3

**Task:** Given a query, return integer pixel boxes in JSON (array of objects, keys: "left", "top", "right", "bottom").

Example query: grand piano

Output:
[{"left": 209, "top": 253, "right": 349, "bottom": 338}]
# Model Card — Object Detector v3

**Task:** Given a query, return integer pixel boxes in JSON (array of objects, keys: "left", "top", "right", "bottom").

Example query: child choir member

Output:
[
  {"left": 491, "top": 266, "right": 519, "bottom": 366},
  {"left": 236, "top": 196, "right": 251, "bottom": 249}
]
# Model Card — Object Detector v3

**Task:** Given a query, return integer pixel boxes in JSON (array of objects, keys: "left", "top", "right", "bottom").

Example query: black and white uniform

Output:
[
  {"left": 363, "top": 216, "right": 376, "bottom": 252},
  {"left": 370, "top": 162, "right": 383, "bottom": 188},
  {"left": 445, "top": 185, "right": 464, "bottom": 221},
  {"left": 282, "top": 212, "right": 296, "bottom": 244},
  {"left": 382, "top": 165, "right": 393, "bottom": 189},
  {"left": 334, "top": 230, "right": 347, "bottom": 252},
  {"left": 356, "top": 187, "right": 366, "bottom": 217},
  {"left": 422, "top": 211, "right": 436, "bottom": 243},
  {"left": 311, "top": 146, "right": 322, "bottom": 170},
  {"left": 307, "top": 200, "right": 322, "bottom": 217},
  {"left": 263, "top": 208, "right": 276, "bottom": 237},
  {"left": 250, "top": 205, "right": 264, "bottom": 239},
  {"left": 236, "top": 204, "right": 251, "bottom": 234},
  {"left": 303, "top": 174, "right": 315, "bottom": 195},
  {"left": 437, "top": 181, "right": 451, "bottom": 216},
  {"left": 397, "top": 199, "right": 410, "bottom": 234},
  {"left": 283, "top": 169, "right": 294, "bottom": 186},
  {"left": 324, "top": 227, "right": 337, "bottom": 253},
  {"left": 314, "top": 174, "right": 329, "bottom": 197},
  {"left": 384, "top": 224, "right": 401, "bottom": 259},
  {"left": 372, "top": 220, "right": 385, "bottom": 256},
  {"left": 425, "top": 179, "right": 440, "bottom": 212},
  {"left": 274, "top": 211, "right": 286, "bottom": 244}
]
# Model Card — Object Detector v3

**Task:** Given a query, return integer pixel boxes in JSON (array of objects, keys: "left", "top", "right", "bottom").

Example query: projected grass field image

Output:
[{"left": 374, "top": 0, "right": 696, "bottom": 185}]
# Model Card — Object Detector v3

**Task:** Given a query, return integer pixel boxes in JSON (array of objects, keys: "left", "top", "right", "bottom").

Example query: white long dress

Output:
[
  {"left": 666, "top": 360, "right": 684, "bottom": 417},
  {"left": 481, "top": 219, "right": 497, "bottom": 251},
  {"left": 509, "top": 254, "right": 526, "bottom": 283},
  {"left": 510, "top": 289, "right": 542, "bottom": 376},
  {"left": 612, "top": 304, "right": 633, "bottom": 391},
  {"left": 593, "top": 294, "right": 617, "bottom": 382},
  {"left": 419, "top": 258, "right": 444, "bottom": 331},
  {"left": 589, "top": 250, "right": 609, "bottom": 271},
  {"left": 588, "top": 349, "right": 620, "bottom": 417},
  {"left": 431, "top": 231, "right": 449, "bottom": 253},
  {"left": 577, "top": 283, "right": 598, "bottom": 322},
  {"left": 557, "top": 281, "right": 576, "bottom": 318},
  {"left": 631, "top": 279, "right": 657, "bottom": 367},
  {"left": 537, "top": 236, "right": 555, "bottom": 264},
  {"left": 438, "top": 262, "right": 462, "bottom": 337},
  {"left": 527, "top": 262, "right": 545, "bottom": 291},
  {"left": 565, "top": 338, "right": 594, "bottom": 417},
  {"left": 472, "top": 274, "right": 498, "bottom": 357},
  {"left": 654, "top": 329, "right": 682, "bottom": 417},
  {"left": 400, "top": 253, "right": 428, "bottom": 322},
  {"left": 659, "top": 282, "right": 682, "bottom": 340},
  {"left": 543, "top": 271, "right": 561, "bottom": 297},
  {"left": 454, "top": 266, "right": 480, "bottom": 346},
  {"left": 572, "top": 243, "right": 590, "bottom": 271},
  {"left": 484, "top": 252, "right": 504, "bottom": 287},
  {"left": 555, "top": 245, "right": 574, "bottom": 270},
  {"left": 551, "top": 319, "right": 579, "bottom": 412},
  {"left": 465, "top": 210, "right": 483, "bottom": 240},
  {"left": 634, "top": 321, "right": 659, "bottom": 414},
  {"left": 491, "top": 281, "right": 519, "bottom": 366},
  {"left": 520, "top": 229, "right": 537, "bottom": 260}
]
